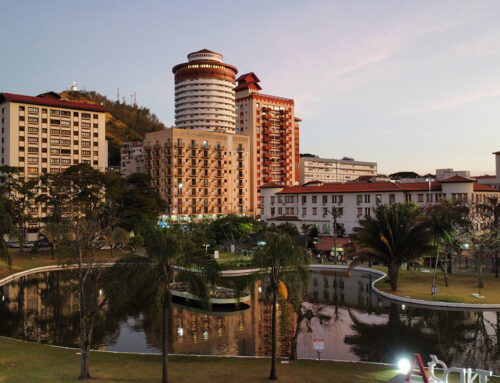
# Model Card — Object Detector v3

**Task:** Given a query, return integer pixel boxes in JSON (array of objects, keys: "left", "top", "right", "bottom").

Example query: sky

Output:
[{"left": 1, "top": 0, "right": 500, "bottom": 175}]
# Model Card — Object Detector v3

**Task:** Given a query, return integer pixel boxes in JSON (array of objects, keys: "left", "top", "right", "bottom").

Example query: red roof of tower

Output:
[
  {"left": 440, "top": 175, "right": 475, "bottom": 183},
  {"left": 234, "top": 72, "right": 262, "bottom": 91}
]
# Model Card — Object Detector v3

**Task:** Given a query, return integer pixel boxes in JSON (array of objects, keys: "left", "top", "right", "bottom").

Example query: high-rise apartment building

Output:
[
  {"left": 299, "top": 155, "right": 377, "bottom": 184},
  {"left": 144, "top": 128, "right": 250, "bottom": 221},
  {"left": 0, "top": 91, "right": 107, "bottom": 239},
  {"left": 0, "top": 92, "right": 107, "bottom": 173},
  {"left": 235, "top": 72, "right": 300, "bottom": 215},
  {"left": 172, "top": 49, "right": 238, "bottom": 134},
  {"left": 120, "top": 141, "right": 145, "bottom": 176}
]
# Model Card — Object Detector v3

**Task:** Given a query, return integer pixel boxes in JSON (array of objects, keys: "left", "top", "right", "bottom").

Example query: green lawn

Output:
[
  {"left": 376, "top": 268, "right": 500, "bottom": 304},
  {"left": 0, "top": 249, "right": 121, "bottom": 280},
  {"left": 0, "top": 337, "right": 398, "bottom": 383}
]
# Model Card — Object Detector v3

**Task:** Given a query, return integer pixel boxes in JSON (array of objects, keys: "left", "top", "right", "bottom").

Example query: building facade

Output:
[
  {"left": 235, "top": 72, "right": 300, "bottom": 216},
  {"left": 299, "top": 155, "right": 377, "bottom": 184},
  {"left": 172, "top": 49, "right": 238, "bottom": 134},
  {"left": 0, "top": 91, "right": 107, "bottom": 239},
  {"left": 144, "top": 128, "right": 250, "bottom": 221},
  {"left": 120, "top": 141, "right": 145, "bottom": 176},
  {"left": 260, "top": 176, "right": 500, "bottom": 235}
]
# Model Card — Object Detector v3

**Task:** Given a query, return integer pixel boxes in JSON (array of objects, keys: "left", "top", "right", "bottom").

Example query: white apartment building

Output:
[
  {"left": 299, "top": 155, "right": 377, "bottom": 184},
  {"left": 260, "top": 176, "right": 500, "bottom": 235},
  {"left": 0, "top": 91, "right": 107, "bottom": 240},
  {"left": 120, "top": 141, "right": 145, "bottom": 176}
]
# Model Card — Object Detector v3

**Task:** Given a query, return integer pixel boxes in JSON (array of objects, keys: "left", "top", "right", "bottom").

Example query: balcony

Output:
[
  {"left": 263, "top": 161, "right": 272, "bottom": 166},
  {"left": 263, "top": 121, "right": 271, "bottom": 127}
]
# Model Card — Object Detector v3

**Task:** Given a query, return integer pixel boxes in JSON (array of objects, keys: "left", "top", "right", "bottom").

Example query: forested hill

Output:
[{"left": 59, "top": 90, "right": 166, "bottom": 166}]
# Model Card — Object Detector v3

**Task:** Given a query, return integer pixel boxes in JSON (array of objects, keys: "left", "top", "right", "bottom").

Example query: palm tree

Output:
[
  {"left": 0, "top": 197, "right": 15, "bottom": 266},
  {"left": 115, "top": 227, "right": 218, "bottom": 383},
  {"left": 477, "top": 196, "right": 500, "bottom": 278},
  {"left": 253, "top": 232, "right": 309, "bottom": 380},
  {"left": 349, "top": 203, "right": 433, "bottom": 291}
]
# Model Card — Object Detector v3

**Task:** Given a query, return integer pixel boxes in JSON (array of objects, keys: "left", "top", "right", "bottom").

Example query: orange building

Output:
[{"left": 235, "top": 73, "right": 300, "bottom": 216}]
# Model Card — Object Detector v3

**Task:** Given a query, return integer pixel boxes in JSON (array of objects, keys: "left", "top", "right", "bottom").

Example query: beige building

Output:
[
  {"left": 144, "top": 128, "right": 250, "bottom": 221},
  {"left": 235, "top": 73, "right": 300, "bottom": 216},
  {"left": 299, "top": 155, "right": 377, "bottom": 184},
  {"left": 120, "top": 141, "right": 145, "bottom": 176},
  {"left": 0, "top": 92, "right": 107, "bottom": 239}
]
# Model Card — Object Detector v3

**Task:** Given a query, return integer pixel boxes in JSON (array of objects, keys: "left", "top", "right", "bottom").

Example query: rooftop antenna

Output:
[{"left": 71, "top": 81, "right": 78, "bottom": 91}]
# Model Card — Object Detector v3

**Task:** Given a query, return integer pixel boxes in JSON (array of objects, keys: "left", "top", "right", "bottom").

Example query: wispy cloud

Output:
[{"left": 389, "top": 85, "right": 500, "bottom": 117}]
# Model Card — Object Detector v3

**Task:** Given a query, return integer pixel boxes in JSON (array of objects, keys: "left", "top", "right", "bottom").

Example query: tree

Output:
[
  {"left": 252, "top": 232, "right": 309, "bottom": 380},
  {"left": 349, "top": 203, "right": 433, "bottom": 291},
  {"left": 422, "top": 200, "right": 470, "bottom": 288},
  {"left": 0, "top": 196, "right": 16, "bottom": 266},
  {"left": 40, "top": 222, "right": 64, "bottom": 260},
  {"left": 0, "top": 166, "right": 38, "bottom": 248},
  {"left": 477, "top": 196, "right": 500, "bottom": 278},
  {"left": 114, "top": 227, "right": 219, "bottom": 383},
  {"left": 102, "top": 226, "right": 129, "bottom": 257}
]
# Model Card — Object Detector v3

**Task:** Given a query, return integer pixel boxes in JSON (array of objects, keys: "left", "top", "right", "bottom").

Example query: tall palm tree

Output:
[
  {"left": 477, "top": 196, "right": 500, "bottom": 278},
  {"left": 349, "top": 203, "right": 433, "bottom": 291},
  {"left": 115, "top": 227, "right": 218, "bottom": 383},
  {"left": 253, "top": 232, "right": 309, "bottom": 380}
]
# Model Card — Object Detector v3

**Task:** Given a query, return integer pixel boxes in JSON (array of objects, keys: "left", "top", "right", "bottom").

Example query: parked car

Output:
[
  {"left": 35, "top": 238, "right": 50, "bottom": 248},
  {"left": 7, "top": 242, "right": 19, "bottom": 248},
  {"left": 23, "top": 242, "right": 35, "bottom": 248}
]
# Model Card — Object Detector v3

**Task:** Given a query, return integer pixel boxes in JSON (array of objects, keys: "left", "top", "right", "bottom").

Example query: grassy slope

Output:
[
  {"left": 0, "top": 337, "right": 397, "bottom": 383},
  {"left": 375, "top": 268, "right": 500, "bottom": 304}
]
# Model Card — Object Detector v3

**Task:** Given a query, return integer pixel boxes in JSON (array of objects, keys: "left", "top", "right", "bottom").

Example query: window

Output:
[
  {"left": 365, "top": 207, "right": 370, "bottom": 217},
  {"left": 278, "top": 207, "right": 282, "bottom": 215},
  {"left": 406, "top": 194, "right": 412, "bottom": 202},
  {"left": 50, "top": 129, "right": 60, "bottom": 135},
  {"left": 81, "top": 113, "right": 91, "bottom": 119},
  {"left": 28, "top": 117, "right": 39, "bottom": 123},
  {"left": 28, "top": 167, "right": 38, "bottom": 173},
  {"left": 50, "top": 158, "right": 60, "bottom": 164},
  {"left": 28, "top": 127, "right": 39, "bottom": 133},
  {"left": 323, "top": 207, "right": 328, "bottom": 216},
  {"left": 338, "top": 207, "right": 343, "bottom": 216},
  {"left": 302, "top": 196, "right": 307, "bottom": 204},
  {"left": 426, "top": 194, "right": 433, "bottom": 203},
  {"left": 50, "top": 110, "right": 60, "bottom": 115},
  {"left": 364, "top": 195, "right": 370, "bottom": 203},
  {"left": 302, "top": 207, "right": 307, "bottom": 216},
  {"left": 61, "top": 120, "right": 71, "bottom": 126},
  {"left": 81, "top": 122, "right": 91, "bottom": 128},
  {"left": 312, "top": 207, "right": 317, "bottom": 215},
  {"left": 338, "top": 195, "right": 343, "bottom": 203},
  {"left": 389, "top": 194, "right": 395, "bottom": 205},
  {"left": 312, "top": 196, "right": 317, "bottom": 203},
  {"left": 28, "top": 137, "right": 39, "bottom": 143},
  {"left": 357, "top": 195, "right": 362, "bottom": 204},
  {"left": 27, "top": 157, "right": 38, "bottom": 163},
  {"left": 376, "top": 194, "right": 382, "bottom": 204},
  {"left": 28, "top": 107, "right": 39, "bottom": 113},
  {"left": 357, "top": 207, "right": 363, "bottom": 217},
  {"left": 417, "top": 194, "right": 424, "bottom": 203},
  {"left": 322, "top": 195, "right": 328, "bottom": 204},
  {"left": 82, "top": 141, "right": 91, "bottom": 147}
]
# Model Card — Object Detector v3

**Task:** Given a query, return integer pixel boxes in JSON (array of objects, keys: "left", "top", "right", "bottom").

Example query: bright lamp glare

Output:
[{"left": 398, "top": 358, "right": 411, "bottom": 374}]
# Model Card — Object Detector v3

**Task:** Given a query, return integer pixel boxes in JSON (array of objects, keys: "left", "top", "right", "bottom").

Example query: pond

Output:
[{"left": 0, "top": 268, "right": 498, "bottom": 373}]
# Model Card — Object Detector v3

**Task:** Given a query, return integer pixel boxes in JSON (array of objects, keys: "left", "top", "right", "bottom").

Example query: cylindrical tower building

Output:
[{"left": 172, "top": 49, "right": 238, "bottom": 133}]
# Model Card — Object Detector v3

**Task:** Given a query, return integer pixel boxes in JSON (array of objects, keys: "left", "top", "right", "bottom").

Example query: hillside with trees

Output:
[{"left": 59, "top": 90, "right": 167, "bottom": 166}]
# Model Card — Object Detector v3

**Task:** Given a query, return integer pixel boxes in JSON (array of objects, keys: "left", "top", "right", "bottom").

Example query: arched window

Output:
[{"left": 322, "top": 224, "right": 330, "bottom": 234}]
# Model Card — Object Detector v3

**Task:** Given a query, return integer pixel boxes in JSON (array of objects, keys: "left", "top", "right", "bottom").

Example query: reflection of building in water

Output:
[
  {"left": 0, "top": 272, "right": 107, "bottom": 349},
  {"left": 307, "top": 270, "right": 386, "bottom": 310},
  {"left": 142, "top": 282, "right": 295, "bottom": 357}
]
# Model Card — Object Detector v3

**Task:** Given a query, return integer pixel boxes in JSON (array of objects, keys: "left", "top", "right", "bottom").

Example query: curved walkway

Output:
[
  {"left": 309, "top": 264, "right": 500, "bottom": 310},
  {"left": 2, "top": 263, "right": 500, "bottom": 310}
]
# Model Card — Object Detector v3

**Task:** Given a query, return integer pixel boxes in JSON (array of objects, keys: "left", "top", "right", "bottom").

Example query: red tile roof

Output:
[
  {"left": 317, "top": 237, "right": 351, "bottom": 251},
  {"left": 260, "top": 183, "right": 285, "bottom": 189},
  {"left": 398, "top": 182, "right": 441, "bottom": 191},
  {"left": 266, "top": 215, "right": 300, "bottom": 221},
  {"left": 277, "top": 181, "right": 405, "bottom": 194},
  {"left": 474, "top": 175, "right": 496, "bottom": 180},
  {"left": 473, "top": 184, "right": 499, "bottom": 192},
  {"left": 0, "top": 92, "right": 107, "bottom": 112},
  {"left": 440, "top": 175, "right": 474, "bottom": 183}
]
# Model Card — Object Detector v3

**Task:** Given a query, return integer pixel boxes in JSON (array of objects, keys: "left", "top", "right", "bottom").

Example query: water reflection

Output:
[{"left": 0, "top": 269, "right": 498, "bottom": 373}]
